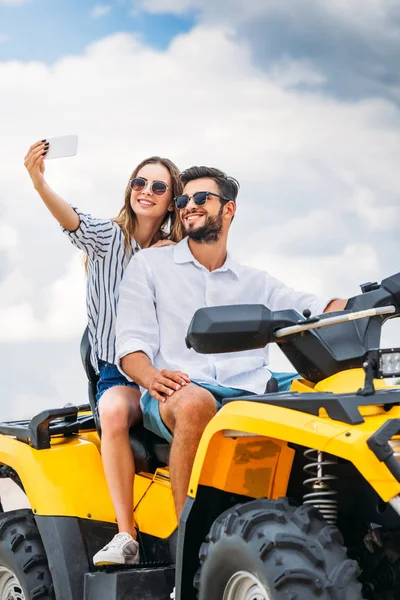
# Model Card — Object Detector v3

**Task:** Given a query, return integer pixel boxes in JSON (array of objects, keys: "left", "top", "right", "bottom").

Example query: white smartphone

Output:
[{"left": 44, "top": 135, "right": 78, "bottom": 160}]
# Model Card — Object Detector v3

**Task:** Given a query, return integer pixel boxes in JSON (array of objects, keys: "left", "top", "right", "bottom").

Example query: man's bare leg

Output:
[
  {"left": 98, "top": 386, "right": 142, "bottom": 537},
  {"left": 160, "top": 384, "right": 216, "bottom": 518}
]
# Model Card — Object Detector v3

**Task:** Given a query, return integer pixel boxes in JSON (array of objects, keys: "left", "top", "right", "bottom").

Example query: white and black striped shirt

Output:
[{"left": 63, "top": 207, "right": 138, "bottom": 373}]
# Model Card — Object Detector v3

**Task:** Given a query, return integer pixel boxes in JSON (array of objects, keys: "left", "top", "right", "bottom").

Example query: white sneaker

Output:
[{"left": 93, "top": 532, "right": 140, "bottom": 566}]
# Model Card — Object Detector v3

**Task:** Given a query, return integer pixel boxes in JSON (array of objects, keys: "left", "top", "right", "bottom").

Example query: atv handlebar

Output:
[
  {"left": 186, "top": 271, "right": 400, "bottom": 359},
  {"left": 274, "top": 305, "right": 396, "bottom": 339}
]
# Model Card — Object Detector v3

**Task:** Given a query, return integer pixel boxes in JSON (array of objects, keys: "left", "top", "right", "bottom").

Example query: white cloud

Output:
[
  {"left": 90, "top": 4, "right": 112, "bottom": 19},
  {"left": 0, "top": 222, "right": 18, "bottom": 250},
  {"left": 136, "top": 0, "right": 400, "bottom": 104},
  {"left": 267, "top": 58, "right": 326, "bottom": 89},
  {"left": 136, "top": 0, "right": 395, "bottom": 24},
  {"left": 0, "top": 255, "right": 86, "bottom": 341}
]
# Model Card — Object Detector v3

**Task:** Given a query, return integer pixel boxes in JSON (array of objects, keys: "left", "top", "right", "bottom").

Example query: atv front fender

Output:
[{"left": 188, "top": 400, "right": 400, "bottom": 504}]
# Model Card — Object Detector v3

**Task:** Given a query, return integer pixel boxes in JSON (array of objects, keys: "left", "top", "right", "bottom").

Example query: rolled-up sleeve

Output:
[
  {"left": 116, "top": 253, "right": 160, "bottom": 377},
  {"left": 265, "top": 272, "right": 336, "bottom": 317},
  {"left": 61, "top": 207, "right": 115, "bottom": 260}
]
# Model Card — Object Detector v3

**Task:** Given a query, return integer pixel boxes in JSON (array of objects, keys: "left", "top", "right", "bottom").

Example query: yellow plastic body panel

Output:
[
  {"left": 135, "top": 468, "right": 177, "bottom": 538},
  {"left": 291, "top": 378, "right": 316, "bottom": 392},
  {"left": 292, "top": 369, "right": 388, "bottom": 395},
  {"left": 0, "top": 434, "right": 114, "bottom": 520},
  {"left": 315, "top": 368, "right": 387, "bottom": 394},
  {"left": 188, "top": 399, "right": 400, "bottom": 503},
  {"left": 0, "top": 433, "right": 163, "bottom": 531},
  {"left": 198, "top": 433, "right": 294, "bottom": 499}
]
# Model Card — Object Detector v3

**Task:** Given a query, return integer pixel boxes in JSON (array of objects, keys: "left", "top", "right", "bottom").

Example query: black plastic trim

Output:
[
  {"left": 0, "top": 407, "right": 96, "bottom": 450},
  {"left": 84, "top": 566, "right": 175, "bottom": 600},
  {"left": 175, "top": 487, "right": 253, "bottom": 600},
  {"left": 367, "top": 419, "right": 400, "bottom": 483},
  {"left": 36, "top": 515, "right": 91, "bottom": 600},
  {"left": 223, "top": 388, "right": 400, "bottom": 425},
  {"left": 36, "top": 515, "right": 175, "bottom": 600}
]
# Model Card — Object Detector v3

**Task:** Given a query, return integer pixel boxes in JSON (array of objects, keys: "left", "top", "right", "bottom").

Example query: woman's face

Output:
[{"left": 130, "top": 162, "right": 173, "bottom": 220}]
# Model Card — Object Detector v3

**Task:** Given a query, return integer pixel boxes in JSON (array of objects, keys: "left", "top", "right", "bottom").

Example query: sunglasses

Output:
[
  {"left": 130, "top": 177, "right": 170, "bottom": 196},
  {"left": 174, "top": 191, "right": 232, "bottom": 210}
]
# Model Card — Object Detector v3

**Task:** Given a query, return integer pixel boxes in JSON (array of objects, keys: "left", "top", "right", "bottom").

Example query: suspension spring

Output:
[{"left": 303, "top": 448, "right": 338, "bottom": 524}]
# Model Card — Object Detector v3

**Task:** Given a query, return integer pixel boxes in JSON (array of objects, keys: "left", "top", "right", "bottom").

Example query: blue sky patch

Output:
[{"left": 0, "top": 0, "right": 196, "bottom": 62}]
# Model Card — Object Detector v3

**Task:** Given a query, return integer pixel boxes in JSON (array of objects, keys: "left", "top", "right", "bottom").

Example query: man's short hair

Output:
[{"left": 180, "top": 166, "right": 239, "bottom": 203}]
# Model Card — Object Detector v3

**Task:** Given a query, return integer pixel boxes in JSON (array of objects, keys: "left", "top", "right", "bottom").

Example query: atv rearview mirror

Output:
[{"left": 185, "top": 304, "right": 274, "bottom": 354}]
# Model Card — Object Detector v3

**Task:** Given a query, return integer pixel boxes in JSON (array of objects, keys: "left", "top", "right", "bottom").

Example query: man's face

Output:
[{"left": 180, "top": 178, "right": 233, "bottom": 243}]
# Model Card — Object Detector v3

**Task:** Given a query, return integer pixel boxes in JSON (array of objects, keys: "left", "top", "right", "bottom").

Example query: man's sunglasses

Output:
[
  {"left": 174, "top": 191, "right": 232, "bottom": 210},
  {"left": 130, "top": 177, "right": 170, "bottom": 196}
]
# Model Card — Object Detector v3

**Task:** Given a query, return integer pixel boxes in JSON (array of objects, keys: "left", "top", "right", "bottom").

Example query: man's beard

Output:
[{"left": 185, "top": 205, "right": 223, "bottom": 243}]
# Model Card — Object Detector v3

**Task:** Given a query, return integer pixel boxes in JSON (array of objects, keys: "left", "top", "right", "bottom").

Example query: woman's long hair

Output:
[{"left": 84, "top": 156, "right": 183, "bottom": 271}]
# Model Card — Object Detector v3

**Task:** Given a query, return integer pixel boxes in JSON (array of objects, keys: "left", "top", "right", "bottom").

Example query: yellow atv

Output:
[{"left": 1, "top": 273, "right": 400, "bottom": 599}]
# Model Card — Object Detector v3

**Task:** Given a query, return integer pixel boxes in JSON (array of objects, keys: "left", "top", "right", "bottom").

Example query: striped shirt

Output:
[{"left": 62, "top": 207, "right": 138, "bottom": 373}]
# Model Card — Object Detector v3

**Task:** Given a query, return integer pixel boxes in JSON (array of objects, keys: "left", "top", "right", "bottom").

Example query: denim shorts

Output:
[
  {"left": 96, "top": 360, "right": 139, "bottom": 402},
  {"left": 141, "top": 371, "right": 297, "bottom": 443}
]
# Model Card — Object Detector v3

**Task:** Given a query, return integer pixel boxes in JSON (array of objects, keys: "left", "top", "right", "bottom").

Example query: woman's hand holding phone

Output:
[
  {"left": 23, "top": 140, "right": 80, "bottom": 231},
  {"left": 24, "top": 140, "right": 48, "bottom": 191}
]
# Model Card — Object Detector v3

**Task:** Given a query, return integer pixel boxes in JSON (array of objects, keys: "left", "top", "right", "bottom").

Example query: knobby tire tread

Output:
[
  {"left": 0, "top": 509, "right": 54, "bottom": 599},
  {"left": 195, "top": 497, "right": 364, "bottom": 600}
]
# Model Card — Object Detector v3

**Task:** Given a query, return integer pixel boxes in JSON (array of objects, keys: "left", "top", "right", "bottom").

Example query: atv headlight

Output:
[
  {"left": 389, "top": 439, "right": 400, "bottom": 458},
  {"left": 379, "top": 349, "right": 400, "bottom": 378},
  {"left": 364, "top": 348, "right": 400, "bottom": 379}
]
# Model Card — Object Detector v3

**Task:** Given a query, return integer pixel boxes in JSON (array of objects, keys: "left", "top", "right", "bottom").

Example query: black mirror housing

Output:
[
  {"left": 186, "top": 304, "right": 274, "bottom": 354},
  {"left": 381, "top": 273, "right": 400, "bottom": 311}
]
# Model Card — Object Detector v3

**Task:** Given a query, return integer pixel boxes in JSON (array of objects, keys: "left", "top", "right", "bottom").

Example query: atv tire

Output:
[
  {"left": 195, "top": 498, "right": 363, "bottom": 600},
  {"left": 0, "top": 509, "right": 54, "bottom": 600}
]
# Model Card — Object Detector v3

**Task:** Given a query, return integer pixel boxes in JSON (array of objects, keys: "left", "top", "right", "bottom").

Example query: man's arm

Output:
[
  {"left": 121, "top": 351, "right": 158, "bottom": 389},
  {"left": 265, "top": 272, "right": 347, "bottom": 316},
  {"left": 324, "top": 298, "right": 347, "bottom": 312},
  {"left": 116, "top": 254, "right": 190, "bottom": 402}
]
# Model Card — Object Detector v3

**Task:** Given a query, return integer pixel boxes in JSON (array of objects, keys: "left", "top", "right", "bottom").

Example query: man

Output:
[{"left": 116, "top": 166, "right": 346, "bottom": 519}]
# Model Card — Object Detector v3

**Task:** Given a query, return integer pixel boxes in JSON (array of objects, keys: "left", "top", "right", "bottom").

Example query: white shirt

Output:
[{"left": 116, "top": 238, "right": 332, "bottom": 395}]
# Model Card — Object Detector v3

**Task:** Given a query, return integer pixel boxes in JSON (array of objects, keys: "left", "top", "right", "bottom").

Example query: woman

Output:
[{"left": 24, "top": 140, "right": 184, "bottom": 566}]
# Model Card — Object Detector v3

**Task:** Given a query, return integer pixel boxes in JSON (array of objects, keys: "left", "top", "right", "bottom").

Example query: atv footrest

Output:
[{"left": 84, "top": 565, "right": 175, "bottom": 600}]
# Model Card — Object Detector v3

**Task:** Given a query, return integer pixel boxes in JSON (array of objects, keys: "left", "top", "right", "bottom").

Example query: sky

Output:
[{"left": 0, "top": 0, "right": 400, "bottom": 420}]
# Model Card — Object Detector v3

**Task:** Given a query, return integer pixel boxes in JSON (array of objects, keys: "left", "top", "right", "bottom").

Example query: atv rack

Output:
[{"left": 0, "top": 405, "right": 95, "bottom": 450}]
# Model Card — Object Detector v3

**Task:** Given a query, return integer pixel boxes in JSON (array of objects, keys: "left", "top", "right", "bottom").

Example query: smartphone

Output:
[{"left": 44, "top": 135, "right": 78, "bottom": 160}]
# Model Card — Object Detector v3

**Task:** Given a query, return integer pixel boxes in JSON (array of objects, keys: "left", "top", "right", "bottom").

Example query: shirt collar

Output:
[{"left": 174, "top": 238, "right": 240, "bottom": 279}]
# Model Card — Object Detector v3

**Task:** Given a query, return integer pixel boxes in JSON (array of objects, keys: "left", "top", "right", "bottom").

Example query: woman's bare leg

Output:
[{"left": 98, "top": 386, "right": 141, "bottom": 538}]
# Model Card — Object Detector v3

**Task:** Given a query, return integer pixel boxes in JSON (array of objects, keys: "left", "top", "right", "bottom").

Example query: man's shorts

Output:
[{"left": 141, "top": 371, "right": 297, "bottom": 443}]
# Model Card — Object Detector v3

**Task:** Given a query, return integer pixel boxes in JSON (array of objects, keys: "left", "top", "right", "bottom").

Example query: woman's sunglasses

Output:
[
  {"left": 174, "top": 191, "right": 232, "bottom": 210},
  {"left": 130, "top": 177, "right": 170, "bottom": 196}
]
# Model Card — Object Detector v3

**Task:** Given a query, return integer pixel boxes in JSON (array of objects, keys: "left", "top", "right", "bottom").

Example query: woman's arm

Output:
[
  {"left": 24, "top": 140, "right": 115, "bottom": 259},
  {"left": 24, "top": 140, "right": 80, "bottom": 231}
]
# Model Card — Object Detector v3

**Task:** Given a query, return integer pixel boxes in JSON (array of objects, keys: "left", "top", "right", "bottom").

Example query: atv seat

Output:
[{"left": 80, "top": 328, "right": 170, "bottom": 471}]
